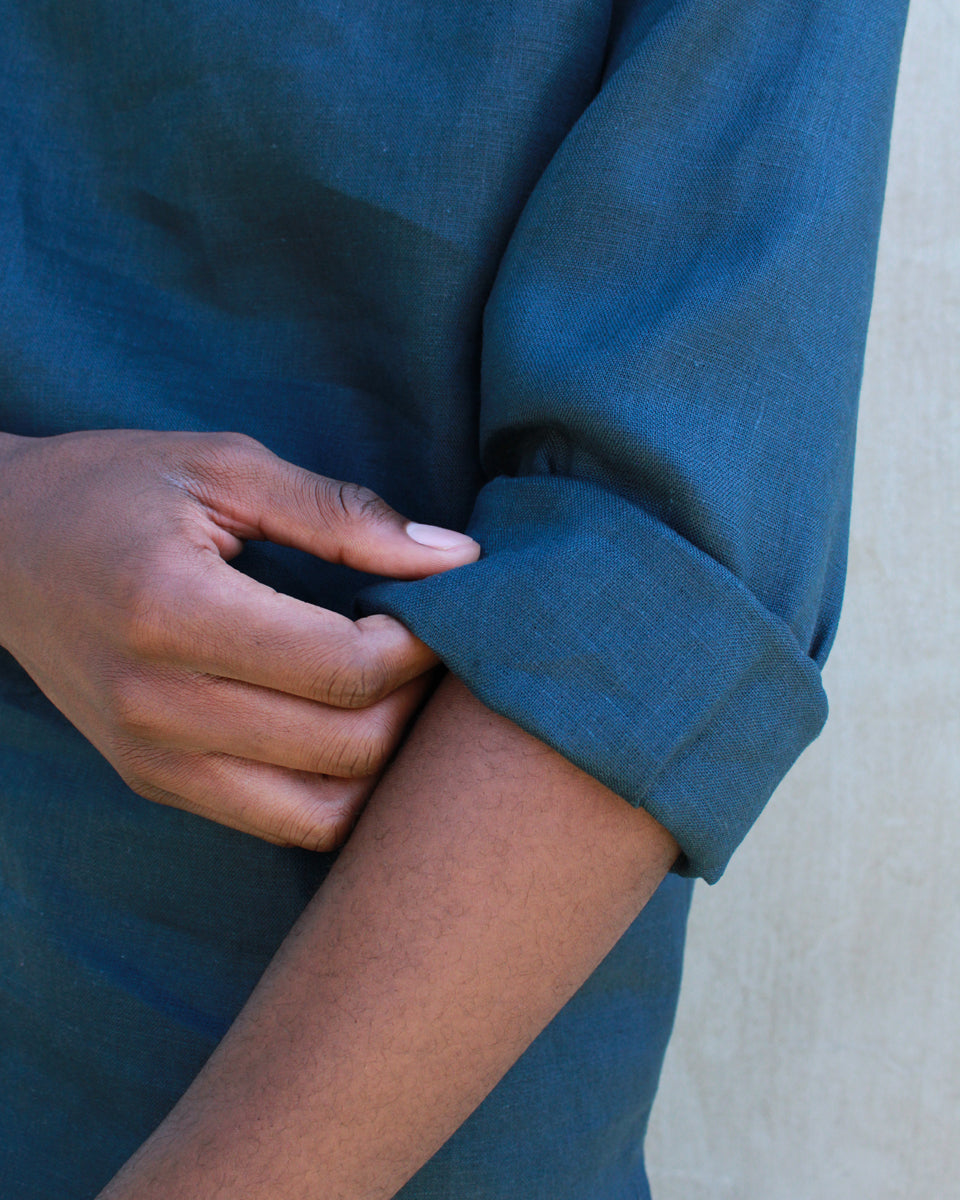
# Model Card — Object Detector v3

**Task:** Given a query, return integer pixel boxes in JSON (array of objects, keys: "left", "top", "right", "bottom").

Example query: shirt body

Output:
[{"left": 0, "top": 1, "right": 907, "bottom": 1195}]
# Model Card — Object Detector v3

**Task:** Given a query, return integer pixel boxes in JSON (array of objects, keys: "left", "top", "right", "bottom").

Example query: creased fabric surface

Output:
[
  {"left": 363, "top": 0, "right": 911, "bottom": 881},
  {"left": 0, "top": 0, "right": 907, "bottom": 1196}
]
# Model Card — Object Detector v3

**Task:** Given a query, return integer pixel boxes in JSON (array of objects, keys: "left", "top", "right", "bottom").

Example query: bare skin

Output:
[
  {"left": 0, "top": 429, "right": 479, "bottom": 848},
  {"left": 0, "top": 429, "right": 677, "bottom": 1197},
  {"left": 96, "top": 674, "right": 678, "bottom": 1200}
]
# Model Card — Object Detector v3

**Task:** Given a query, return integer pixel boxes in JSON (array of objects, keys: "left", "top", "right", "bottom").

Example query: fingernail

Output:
[{"left": 405, "top": 522, "right": 479, "bottom": 551}]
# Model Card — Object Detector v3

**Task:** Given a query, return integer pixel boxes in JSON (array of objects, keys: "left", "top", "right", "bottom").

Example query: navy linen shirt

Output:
[{"left": 0, "top": 1, "right": 907, "bottom": 1196}]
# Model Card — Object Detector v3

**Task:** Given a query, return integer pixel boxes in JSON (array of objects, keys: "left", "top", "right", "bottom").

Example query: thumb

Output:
[{"left": 198, "top": 435, "right": 481, "bottom": 579}]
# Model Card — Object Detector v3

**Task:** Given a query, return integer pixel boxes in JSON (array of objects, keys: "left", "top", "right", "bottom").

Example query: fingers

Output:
[
  {"left": 126, "top": 557, "right": 439, "bottom": 707},
  {"left": 113, "top": 672, "right": 432, "bottom": 779},
  {"left": 179, "top": 432, "right": 481, "bottom": 580},
  {"left": 104, "top": 661, "right": 437, "bottom": 850},
  {"left": 119, "top": 751, "right": 378, "bottom": 852},
  {"left": 2, "top": 429, "right": 459, "bottom": 853}
]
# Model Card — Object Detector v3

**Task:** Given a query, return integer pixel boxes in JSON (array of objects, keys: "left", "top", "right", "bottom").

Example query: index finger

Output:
[{"left": 131, "top": 557, "right": 438, "bottom": 708}]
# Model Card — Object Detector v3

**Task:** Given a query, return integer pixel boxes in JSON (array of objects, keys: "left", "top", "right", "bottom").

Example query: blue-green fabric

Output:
[{"left": 0, "top": 0, "right": 907, "bottom": 1196}]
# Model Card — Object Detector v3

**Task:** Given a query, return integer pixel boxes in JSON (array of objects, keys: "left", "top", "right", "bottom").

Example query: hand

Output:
[{"left": 0, "top": 429, "right": 479, "bottom": 849}]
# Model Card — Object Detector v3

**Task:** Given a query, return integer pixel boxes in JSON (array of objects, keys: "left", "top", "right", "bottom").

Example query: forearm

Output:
[{"left": 96, "top": 673, "right": 678, "bottom": 1200}]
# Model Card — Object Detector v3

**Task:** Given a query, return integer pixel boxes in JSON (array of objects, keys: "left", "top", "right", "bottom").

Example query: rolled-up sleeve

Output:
[{"left": 360, "top": 0, "right": 910, "bottom": 882}]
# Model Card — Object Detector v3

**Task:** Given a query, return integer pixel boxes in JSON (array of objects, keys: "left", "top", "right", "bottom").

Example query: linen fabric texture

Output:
[{"left": 0, "top": 0, "right": 908, "bottom": 1196}]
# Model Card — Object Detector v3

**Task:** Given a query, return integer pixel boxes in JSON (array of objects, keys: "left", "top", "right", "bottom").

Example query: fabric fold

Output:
[
  {"left": 362, "top": 0, "right": 909, "bottom": 882},
  {"left": 362, "top": 474, "right": 826, "bottom": 883}
]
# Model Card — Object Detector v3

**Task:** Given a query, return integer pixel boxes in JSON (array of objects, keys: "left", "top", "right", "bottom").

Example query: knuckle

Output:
[
  {"left": 303, "top": 729, "right": 370, "bottom": 779},
  {"left": 113, "top": 746, "right": 167, "bottom": 800},
  {"left": 329, "top": 479, "right": 388, "bottom": 525},
  {"left": 297, "top": 797, "right": 361, "bottom": 852},
  {"left": 123, "top": 776, "right": 155, "bottom": 802},
  {"left": 321, "top": 651, "right": 387, "bottom": 710},
  {"left": 205, "top": 430, "right": 264, "bottom": 462},
  {"left": 271, "top": 806, "right": 331, "bottom": 851},
  {"left": 351, "top": 713, "right": 396, "bottom": 775},
  {"left": 331, "top": 733, "right": 381, "bottom": 779},
  {"left": 288, "top": 628, "right": 371, "bottom": 708},
  {"left": 317, "top": 810, "right": 355, "bottom": 851},
  {"left": 293, "top": 730, "right": 337, "bottom": 777},
  {"left": 216, "top": 430, "right": 261, "bottom": 451},
  {"left": 114, "top": 762, "right": 150, "bottom": 799},
  {"left": 354, "top": 619, "right": 420, "bottom": 689},
  {"left": 363, "top": 631, "right": 435, "bottom": 685},
  {"left": 113, "top": 577, "right": 177, "bottom": 660},
  {"left": 179, "top": 431, "right": 271, "bottom": 490},
  {"left": 347, "top": 658, "right": 387, "bottom": 708},
  {"left": 106, "top": 676, "right": 159, "bottom": 740},
  {"left": 295, "top": 710, "right": 388, "bottom": 777}
]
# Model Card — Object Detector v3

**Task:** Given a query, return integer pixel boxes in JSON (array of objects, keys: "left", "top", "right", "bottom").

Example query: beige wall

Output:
[{"left": 646, "top": 3, "right": 960, "bottom": 1196}]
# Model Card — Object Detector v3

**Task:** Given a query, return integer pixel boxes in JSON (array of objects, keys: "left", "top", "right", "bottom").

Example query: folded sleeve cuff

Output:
[{"left": 359, "top": 473, "right": 827, "bottom": 883}]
